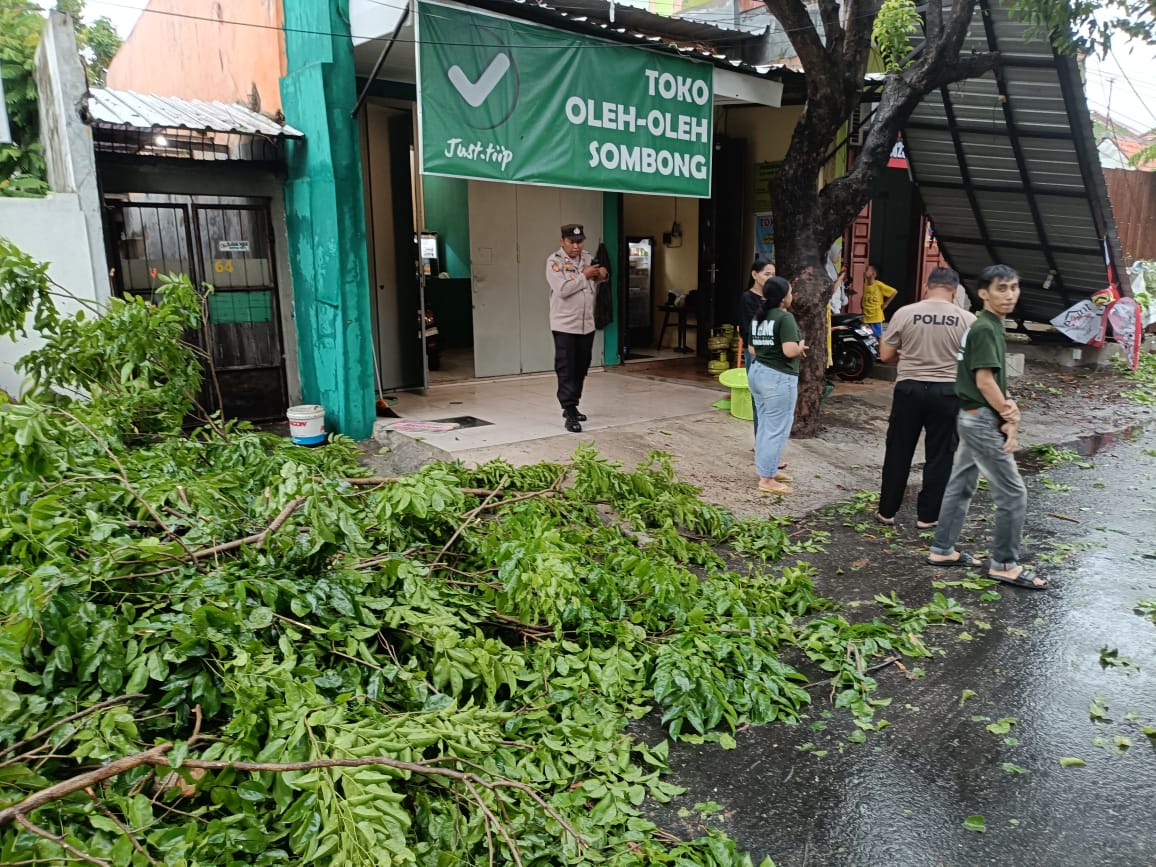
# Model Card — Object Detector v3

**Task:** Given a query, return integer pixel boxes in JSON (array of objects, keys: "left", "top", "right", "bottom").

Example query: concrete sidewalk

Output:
[{"left": 369, "top": 357, "right": 1153, "bottom": 519}]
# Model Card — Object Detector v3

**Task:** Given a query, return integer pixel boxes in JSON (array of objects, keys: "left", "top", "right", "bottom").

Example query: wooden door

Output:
[
  {"left": 193, "top": 204, "right": 288, "bottom": 420},
  {"left": 106, "top": 197, "right": 288, "bottom": 421},
  {"left": 845, "top": 202, "right": 872, "bottom": 315}
]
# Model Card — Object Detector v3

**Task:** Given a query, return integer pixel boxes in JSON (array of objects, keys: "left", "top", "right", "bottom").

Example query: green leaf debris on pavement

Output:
[{"left": 964, "top": 815, "right": 987, "bottom": 833}]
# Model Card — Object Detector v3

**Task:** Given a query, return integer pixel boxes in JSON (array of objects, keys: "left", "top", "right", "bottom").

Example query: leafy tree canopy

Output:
[{"left": 0, "top": 1, "right": 123, "bottom": 197}]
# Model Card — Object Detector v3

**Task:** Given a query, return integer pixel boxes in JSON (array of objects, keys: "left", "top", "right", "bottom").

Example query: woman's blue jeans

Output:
[
  {"left": 748, "top": 361, "right": 798, "bottom": 479},
  {"left": 744, "top": 351, "right": 757, "bottom": 435}
]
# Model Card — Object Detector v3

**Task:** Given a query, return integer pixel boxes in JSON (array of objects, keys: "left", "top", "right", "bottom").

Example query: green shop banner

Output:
[{"left": 416, "top": 0, "right": 713, "bottom": 197}]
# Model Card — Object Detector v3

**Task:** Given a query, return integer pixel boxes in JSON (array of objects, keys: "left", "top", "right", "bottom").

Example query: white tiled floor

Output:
[{"left": 384, "top": 368, "right": 725, "bottom": 453}]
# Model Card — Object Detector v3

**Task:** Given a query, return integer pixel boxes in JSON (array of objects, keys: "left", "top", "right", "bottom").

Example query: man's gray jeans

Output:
[{"left": 930, "top": 406, "right": 1028, "bottom": 570}]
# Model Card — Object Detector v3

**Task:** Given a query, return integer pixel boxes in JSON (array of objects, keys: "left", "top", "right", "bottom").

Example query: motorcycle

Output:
[
  {"left": 419, "top": 309, "right": 441, "bottom": 371},
  {"left": 828, "top": 312, "right": 878, "bottom": 381}
]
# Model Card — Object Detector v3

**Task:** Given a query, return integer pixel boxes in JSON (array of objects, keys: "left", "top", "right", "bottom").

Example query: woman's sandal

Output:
[
  {"left": 874, "top": 512, "right": 895, "bottom": 526},
  {"left": 915, "top": 520, "right": 938, "bottom": 530},
  {"left": 758, "top": 481, "right": 793, "bottom": 495},
  {"left": 775, "top": 471, "right": 792, "bottom": 483}
]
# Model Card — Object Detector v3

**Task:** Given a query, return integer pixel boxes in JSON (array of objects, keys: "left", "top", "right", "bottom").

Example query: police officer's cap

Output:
[{"left": 561, "top": 224, "right": 586, "bottom": 241}]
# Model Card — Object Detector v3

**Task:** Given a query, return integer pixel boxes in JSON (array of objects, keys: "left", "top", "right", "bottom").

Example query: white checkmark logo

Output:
[{"left": 447, "top": 53, "right": 511, "bottom": 108}]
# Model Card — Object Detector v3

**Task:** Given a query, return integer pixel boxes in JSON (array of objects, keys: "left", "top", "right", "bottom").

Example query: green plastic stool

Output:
[{"left": 717, "top": 367, "right": 754, "bottom": 421}]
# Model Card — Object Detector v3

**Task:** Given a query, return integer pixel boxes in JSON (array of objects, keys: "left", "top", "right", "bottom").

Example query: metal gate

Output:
[{"left": 105, "top": 195, "right": 288, "bottom": 421}]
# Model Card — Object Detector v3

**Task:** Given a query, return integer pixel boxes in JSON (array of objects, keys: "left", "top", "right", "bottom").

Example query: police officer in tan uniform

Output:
[{"left": 547, "top": 224, "right": 606, "bottom": 432}]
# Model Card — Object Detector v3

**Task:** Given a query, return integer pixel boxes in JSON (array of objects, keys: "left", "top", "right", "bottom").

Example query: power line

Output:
[
  {"left": 1106, "top": 44, "right": 1156, "bottom": 127},
  {"left": 79, "top": 0, "right": 754, "bottom": 47}
]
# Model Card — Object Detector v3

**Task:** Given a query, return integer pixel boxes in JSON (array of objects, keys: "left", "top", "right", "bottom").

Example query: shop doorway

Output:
[
  {"left": 622, "top": 195, "right": 701, "bottom": 358},
  {"left": 361, "top": 102, "right": 427, "bottom": 394}
]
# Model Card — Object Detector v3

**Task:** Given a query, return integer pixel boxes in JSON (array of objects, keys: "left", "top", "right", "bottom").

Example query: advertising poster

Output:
[{"left": 755, "top": 212, "right": 774, "bottom": 261}]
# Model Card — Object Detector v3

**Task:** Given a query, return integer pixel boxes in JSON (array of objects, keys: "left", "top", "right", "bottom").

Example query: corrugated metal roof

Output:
[
  {"left": 462, "top": 0, "right": 798, "bottom": 82},
  {"left": 86, "top": 88, "right": 303, "bottom": 138},
  {"left": 901, "top": 1, "right": 1123, "bottom": 324}
]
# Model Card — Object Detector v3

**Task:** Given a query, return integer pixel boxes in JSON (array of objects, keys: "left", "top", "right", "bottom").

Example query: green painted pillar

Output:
[
  {"left": 602, "top": 192, "right": 622, "bottom": 365},
  {"left": 280, "top": 0, "right": 375, "bottom": 439}
]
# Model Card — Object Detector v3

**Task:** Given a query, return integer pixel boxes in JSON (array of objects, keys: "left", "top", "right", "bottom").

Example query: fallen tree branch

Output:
[
  {"left": 431, "top": 473, "right": 567, "bottom": 569},
  {"left": 342, "top": 477, "right": 496, "bottom": 497},
  {"left": 13, "top": 815, "right": 110, "bottom": 867},
  {"left": 0, "top": 694, "right": 146, "bottom": 762},
  {"left": 188, "top": 498, "right": 306, "bottom": 561},
  {"left": 432, "top": 476, "right": 510, "bottom": 566},
  {"left": 804, "top": 655, "right": 900, "bottom": 691},
  {"left": 0, "top": 745, "right": 587, "bottom": 858},
  {"left": 0, "top": 745, "right": 173, "bottom": 827},
  {"left": 59, "top": 409, "right": 192, "bottom": 557},
  {"left": 84, "top": 789, "right": 159, "bottom": 866}
]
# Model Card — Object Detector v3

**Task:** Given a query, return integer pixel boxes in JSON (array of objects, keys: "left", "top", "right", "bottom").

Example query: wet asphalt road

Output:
[{"left": 645, "top": 426, "right": 1156, "bottom": 867}]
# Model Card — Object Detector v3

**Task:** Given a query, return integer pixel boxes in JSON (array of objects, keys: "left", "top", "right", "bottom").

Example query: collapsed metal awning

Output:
[
  {"left": 901, "top": 0, "right": 1124, "bottom": 323},
  {"left": 84, "top": 88, "right": 303, "bottom": 161}
]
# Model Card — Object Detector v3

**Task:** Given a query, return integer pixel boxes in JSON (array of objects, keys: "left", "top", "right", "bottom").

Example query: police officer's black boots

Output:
[{"left": 563, "top": 409, "right": 582, "bottom": 433}]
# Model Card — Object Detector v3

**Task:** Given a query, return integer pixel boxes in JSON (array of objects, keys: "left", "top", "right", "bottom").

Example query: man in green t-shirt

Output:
[{"left": 925, "top": 265, "right": 1046, "bottom": 590}]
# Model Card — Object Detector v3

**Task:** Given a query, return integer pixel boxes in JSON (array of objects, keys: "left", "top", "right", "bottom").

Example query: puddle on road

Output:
[
  {"left": 1015, "top": 424, "right": 1145, "bottom": 474},
  {"left": 1069, "top": 425, "right": 1144, "bottom": 456}
]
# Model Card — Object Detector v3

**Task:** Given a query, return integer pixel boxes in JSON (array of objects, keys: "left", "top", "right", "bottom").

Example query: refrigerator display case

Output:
[{"left": 626, "top": 237, "right": 655, "bottom": 348}]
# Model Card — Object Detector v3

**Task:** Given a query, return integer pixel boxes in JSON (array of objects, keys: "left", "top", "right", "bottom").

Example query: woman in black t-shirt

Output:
[{"left": 739, "top": 258, "right": 774, "bottom": 434}]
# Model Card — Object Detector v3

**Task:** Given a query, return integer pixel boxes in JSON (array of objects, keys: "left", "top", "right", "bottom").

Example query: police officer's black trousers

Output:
[
  {"left": 553, "top": 330, "right": 595, "bottom": 414},
  {"left": 878, "top": 380, "right": 960, "bottom": 523}
]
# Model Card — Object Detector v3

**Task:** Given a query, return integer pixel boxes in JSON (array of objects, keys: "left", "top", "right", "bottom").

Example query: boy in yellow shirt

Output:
[{"left": 861, "top": 264, "right": 897, "bottom": 339}]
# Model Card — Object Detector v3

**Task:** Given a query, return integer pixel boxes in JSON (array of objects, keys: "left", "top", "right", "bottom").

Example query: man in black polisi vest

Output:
[{"left": 874, "top": 267, "right": 976, "bottom": 528}]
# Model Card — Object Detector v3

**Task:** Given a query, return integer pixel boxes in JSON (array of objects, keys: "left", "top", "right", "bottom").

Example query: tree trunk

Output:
[
  {"left": 758, "top": 0, "right": 1001, "bottom": 438},
  {"left": 772, "top": 145, "right": 835, "bottom": 439}
]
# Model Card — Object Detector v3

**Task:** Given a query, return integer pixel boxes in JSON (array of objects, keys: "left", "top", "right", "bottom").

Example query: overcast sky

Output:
[
  {"left": 80, "top": 0, "right": 147, "bottom": 40},
  {"left": 1085, "top": 39, "right": 1156, "bottom": 134},
  {"left": 75, "top": 0, "right": 1156, "bottom": 134}
]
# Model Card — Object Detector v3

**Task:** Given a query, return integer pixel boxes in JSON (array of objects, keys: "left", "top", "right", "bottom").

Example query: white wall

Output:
[
  {"left": 0, "top": 194, "right": 102, "bottom": 398},
  {"left": 36, "top": 12, "right": 109, "bottom": 305}
]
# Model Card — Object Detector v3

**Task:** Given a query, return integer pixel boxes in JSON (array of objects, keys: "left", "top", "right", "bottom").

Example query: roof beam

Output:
[
  {"left": 936, "top": 84, "right": 1001, "bottom": 263},
  {"left": 904, "top": 121, "right": 1076, "bottom": 141},
  {"left": 916, "top": 179, "right": 1092, "bottom": 199},
  {"left": 979, "top": 0, "right": 1071, "bottom": 308},
  {"left": 1053, "top": 43, "right": 1126, "bottom": 290},
  {"left": 932, "top": 234, "right": 1103, "bottom": 256}
]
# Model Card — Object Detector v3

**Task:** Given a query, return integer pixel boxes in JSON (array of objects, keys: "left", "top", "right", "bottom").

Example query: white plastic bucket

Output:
[{"left": 287, "top": 404, "right": 326, "bottom": 445}]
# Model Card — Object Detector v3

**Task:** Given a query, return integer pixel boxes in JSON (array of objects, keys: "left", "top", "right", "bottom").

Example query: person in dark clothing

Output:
[
  {"left": 738, "top": 258, "right": 774, "bottom": 436},
  {"left": 547, "top": 224, "right": 607, "bottom": 432},
  {"left": 875, "top": 267, "right": 975, "bottom": 528}
]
